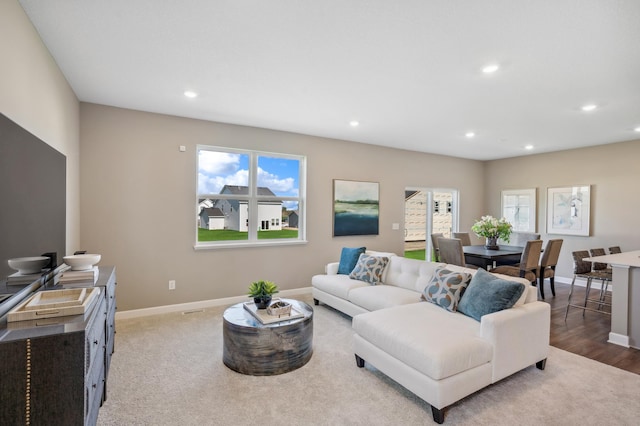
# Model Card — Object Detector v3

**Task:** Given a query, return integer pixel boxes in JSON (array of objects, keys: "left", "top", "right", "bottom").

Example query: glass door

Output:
[{"left": 404, "top": 188, "right": 459, "bottom": 261}]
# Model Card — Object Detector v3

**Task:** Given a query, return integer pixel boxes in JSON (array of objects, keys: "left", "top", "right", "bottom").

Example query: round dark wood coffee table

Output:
[{"left": 222, "top": 298, "right": 313, "bottom": 376}]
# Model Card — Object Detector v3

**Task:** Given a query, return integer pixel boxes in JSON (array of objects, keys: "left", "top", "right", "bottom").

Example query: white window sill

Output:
[{"left": 193, "top": 239, "right": 308, "bottom": 250}]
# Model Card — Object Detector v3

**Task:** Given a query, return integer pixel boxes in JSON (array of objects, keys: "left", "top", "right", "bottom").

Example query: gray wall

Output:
[
  {"left": 79, "top": 103, "right": 485, "bottom": 310},
  {"left": 485, "top": 139, "right": 640, "bottom": 280}
]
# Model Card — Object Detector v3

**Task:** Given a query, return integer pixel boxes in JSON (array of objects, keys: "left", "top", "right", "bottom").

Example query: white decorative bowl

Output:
[
  {"left": 8, "top": 256, "right": 50, "bottom": 274},
  {"left": 63, "top": 254, "right": 101, "bottom": 271}
]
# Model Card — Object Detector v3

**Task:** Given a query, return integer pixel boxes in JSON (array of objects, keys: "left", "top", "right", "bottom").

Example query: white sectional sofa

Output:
[{"left": 311, "top": 251, "right": 550, "bottom": 424}]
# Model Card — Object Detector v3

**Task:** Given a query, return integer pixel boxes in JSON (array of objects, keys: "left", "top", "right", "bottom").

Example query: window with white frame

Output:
[
  {"left": 501, "top": 188, "right": 537, "bottom": 232},
  {"left": 196, "top": 146, "right": 305, "bottom": 247}
]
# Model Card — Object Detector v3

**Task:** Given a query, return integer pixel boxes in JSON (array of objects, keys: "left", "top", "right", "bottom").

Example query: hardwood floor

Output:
[{"left": 543, "top": 280, "right": 640, "bottom": 374}]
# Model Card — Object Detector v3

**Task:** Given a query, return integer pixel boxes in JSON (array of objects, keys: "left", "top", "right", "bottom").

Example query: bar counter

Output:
[{"left": 586, "top": 250, "right": 640, "bottom": 348}]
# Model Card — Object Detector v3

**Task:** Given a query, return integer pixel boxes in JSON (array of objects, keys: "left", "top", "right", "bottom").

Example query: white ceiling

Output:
[{"left": 18, "top": 0, "right": 640, "bottom": 160}]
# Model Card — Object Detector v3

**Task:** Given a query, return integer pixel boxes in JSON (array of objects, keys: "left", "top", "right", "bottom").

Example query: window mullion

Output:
[{"left": 248, "top": 153, "right": 258, "bottom": 240}]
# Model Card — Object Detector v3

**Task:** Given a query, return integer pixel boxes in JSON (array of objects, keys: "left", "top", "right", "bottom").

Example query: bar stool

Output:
[
  {"left": 589, "top": 248, "right": 613, "bottom": 308},
  {"left": 565, "top": 250, "right": 611, "bottom": 320}
]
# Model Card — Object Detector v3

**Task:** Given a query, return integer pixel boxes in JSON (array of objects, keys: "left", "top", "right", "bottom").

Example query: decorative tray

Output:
[
  {"left": 24, "top": 288, "right": 87, "bottom": 311},
  {"left": 243, "top": 299, "right": 304, "bottom": 325},
  {"left": 7, "top": 287, "right": 101, "bottom": 322}
]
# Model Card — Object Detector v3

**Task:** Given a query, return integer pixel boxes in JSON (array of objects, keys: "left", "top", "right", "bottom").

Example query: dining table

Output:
[{"left": 462, "top": 245, "right": 524, "bottom": 270}]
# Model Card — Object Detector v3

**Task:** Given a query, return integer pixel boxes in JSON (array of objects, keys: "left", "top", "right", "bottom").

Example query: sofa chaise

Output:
[{"left": 311, "top": 250, "right": 550, "bottom": 423}]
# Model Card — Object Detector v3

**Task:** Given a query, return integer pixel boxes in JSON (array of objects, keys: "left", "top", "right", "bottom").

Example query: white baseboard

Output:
[
  {"left": 554, "top": 275, "right": 609, "bottom": 291},
  {"left": 608, "top": 332, "right": 630, "bottom": 348},
  {"left": 115, "top": 287, "right": 313, "bottom": 320},
  {"left": 115, "top": 276, "right": 603, "bottom": 320}
]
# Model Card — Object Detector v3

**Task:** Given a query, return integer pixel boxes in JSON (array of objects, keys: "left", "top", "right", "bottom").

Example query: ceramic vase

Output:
[
  {"left": 253, "top": 295, "right": 272, "bottom": 309},
  {"left": 485, "top": 236, "right": 499, "bottom": 250}
]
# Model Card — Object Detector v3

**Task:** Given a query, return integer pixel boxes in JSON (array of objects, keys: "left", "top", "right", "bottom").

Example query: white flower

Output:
[{"left": 471, "top": 215, "right": 512, "bottom": 241}]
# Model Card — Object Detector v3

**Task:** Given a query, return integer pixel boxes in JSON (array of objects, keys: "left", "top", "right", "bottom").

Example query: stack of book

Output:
[
  {"left": 6, "top": 271, "right": 44, "bottom": 286},
  {"left": 58, "top": 266, "right": 99, "bottom": 287}
]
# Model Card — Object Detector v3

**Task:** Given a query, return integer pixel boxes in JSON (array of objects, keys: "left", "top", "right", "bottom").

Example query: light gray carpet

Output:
[{"left": 98, "top": 294, "right": 640, "bottom": 425}]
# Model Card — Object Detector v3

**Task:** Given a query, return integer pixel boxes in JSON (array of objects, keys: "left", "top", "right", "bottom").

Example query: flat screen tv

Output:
[{"left": 0, "top": 113, "right": 66, "bottom": 282}]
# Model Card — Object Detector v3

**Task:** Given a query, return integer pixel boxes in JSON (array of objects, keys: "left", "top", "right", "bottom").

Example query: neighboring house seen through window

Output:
[{"left": 196, "top": 146, "right": 305, "bottom": 247}]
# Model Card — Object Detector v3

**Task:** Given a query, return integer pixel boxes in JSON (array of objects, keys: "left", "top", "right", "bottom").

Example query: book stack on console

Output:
[
  {"left": 58, "top": 266, "right": 99, "bottom": 286},
  {"left": 6, "top": 272, "right": 44, "bottom": 286}
]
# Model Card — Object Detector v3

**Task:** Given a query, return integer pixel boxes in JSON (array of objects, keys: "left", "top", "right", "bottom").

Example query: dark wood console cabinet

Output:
[{"left": 0, "top": 266, "right": 117, "bottom": 425}]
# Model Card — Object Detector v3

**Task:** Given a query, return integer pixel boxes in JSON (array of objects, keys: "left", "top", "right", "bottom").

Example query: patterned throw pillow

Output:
[
  {"left": 421, "top": 267, "right": 473, "bottom": 312},
  {"left": 349, "top": 254, "right": 389, "bottom": 285}
]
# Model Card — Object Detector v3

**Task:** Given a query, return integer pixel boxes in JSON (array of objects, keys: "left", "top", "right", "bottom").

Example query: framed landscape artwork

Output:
[
  {"left": 333, "top": 179, "right": 379, "bottom": 236},
  {"left": 547, "top": 185, "right": 591, "bottom": 236}
]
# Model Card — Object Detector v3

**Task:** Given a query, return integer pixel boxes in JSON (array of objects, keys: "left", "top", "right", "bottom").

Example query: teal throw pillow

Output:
[
  {"left": 349, "top": 254, "right": 389, "bottom": 285},
  {"left": 421, "top": 267, "right": 473, "bottom": 312},
  {"left": 458, "top": 268, "right": 525, "bottom": 321},
  {"left": 338, "top": 246, "right": 366, "bottom": 274}
]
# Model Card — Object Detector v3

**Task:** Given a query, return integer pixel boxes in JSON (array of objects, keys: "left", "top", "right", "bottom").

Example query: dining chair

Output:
[
  {"left": 609, "top": 246, "right": 622, "bottom": 254},
  {"left": 495, "top": 232, "right": 541, "bottom": 267},
  {"left": 538, "top": 239, "right": 563, "bottom": 299},
  {"left": 437, "top": 237, "right": 477, "bottom": 268},
  {"left": 491, "top": 239, "right": 543, "bottom": 285},
  {"left": 430, "top": 233, "right": 444, "bottom": 262},
  {"left": 452, "top": 232, "right": 472, "bottom": 246},
  {"left": 565, "top": 250, "right": 612, "bottom": 320},
  {"left": 498, "top": 231, "right": 540, "bottom": 247}
]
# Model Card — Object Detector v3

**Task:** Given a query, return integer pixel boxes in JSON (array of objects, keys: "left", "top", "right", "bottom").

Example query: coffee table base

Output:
[{"left": 222, "top": 300, "right": 313, "bottom": 376}]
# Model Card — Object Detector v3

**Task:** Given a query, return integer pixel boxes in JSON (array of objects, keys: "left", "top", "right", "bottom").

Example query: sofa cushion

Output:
[
  {"left": 382, "top": 256, "right": 443, "bottom": 291},
  {"left": 349, "top": 254, "right": 389, "bottom": 285},
  {"left": 348, "top": 285, "right": 422, "bottom": 311},
  {"left": 458, "top": 268, "right": 525, "bottom": 321},
  {"left": 421, "top": 267, "right": 472, "bottom": 312},
  {"left": 352, "top": 303, "right": 491, "bottom": 380},
  {"left": 311, "top": 274, "right": 369, "bottom": 299},
  {"left": 338, "top": 246, "right": 366, "bottom": 274}
]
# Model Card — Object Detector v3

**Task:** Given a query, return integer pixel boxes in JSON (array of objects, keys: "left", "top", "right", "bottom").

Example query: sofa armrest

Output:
[
  {"left": 326, "top": 262, "right": 340, "bottom": 275},
  {"left": 479, "top": 301, "right": 550, "bottom": 382}
]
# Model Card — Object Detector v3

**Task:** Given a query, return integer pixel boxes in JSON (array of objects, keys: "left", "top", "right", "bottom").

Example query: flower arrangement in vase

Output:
[
  {"left": 471, "top": 215, "right": 512, "bottom": 250},
  {"left": 248, "top": 280, "right": 279, "bottom": 309}
]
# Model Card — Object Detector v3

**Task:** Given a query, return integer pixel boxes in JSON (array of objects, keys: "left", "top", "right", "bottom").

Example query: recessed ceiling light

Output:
[
  {"left": 581, "top": 104, "right": 597, "bottom": 112},
  {"left": 465, "top": 132, "right": 475, "bottom": 138},
  {"left": 184, "top": 90, "right": 198, "bottom": 98},
  {"left": 525, "top": 144, "right": 534, "bottom": 150},
  {"left": 349, "top": 120, "right": 359, "bottom": 127},
  {"left": 482, "top": 64, "right": 500, "bottom": 74}
]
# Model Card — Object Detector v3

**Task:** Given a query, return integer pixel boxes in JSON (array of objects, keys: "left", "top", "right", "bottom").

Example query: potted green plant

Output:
[{"left": 248, "top": 280, "right": 279, "bottom": 309}]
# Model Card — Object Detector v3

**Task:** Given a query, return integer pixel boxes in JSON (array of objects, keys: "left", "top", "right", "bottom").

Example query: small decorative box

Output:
[{"left": 267, "top": 300, "right": 292, "bottom": 316}]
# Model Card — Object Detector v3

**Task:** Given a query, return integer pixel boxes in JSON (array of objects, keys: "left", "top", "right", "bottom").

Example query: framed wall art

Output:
[
  {"left": 333, "top": 179, "right": 379, "bottom": 236},
  {"left": 547, "top": 185, "right": 591, "bottom": 236}
]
